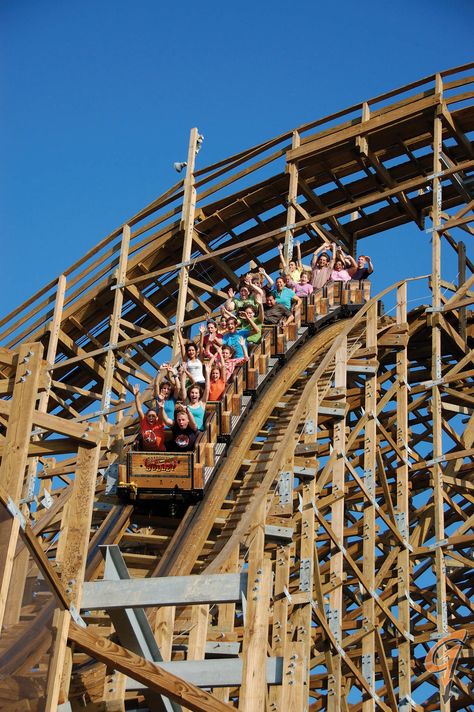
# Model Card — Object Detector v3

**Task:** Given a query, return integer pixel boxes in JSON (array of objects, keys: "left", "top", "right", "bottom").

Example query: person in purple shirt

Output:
[{"left": 286, "top": 271, "right": 314, "bottom": 299}]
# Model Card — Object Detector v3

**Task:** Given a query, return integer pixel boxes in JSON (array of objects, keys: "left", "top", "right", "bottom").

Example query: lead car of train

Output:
[{"left": 117, "top": 280, "right": 371, "bottom": 503}]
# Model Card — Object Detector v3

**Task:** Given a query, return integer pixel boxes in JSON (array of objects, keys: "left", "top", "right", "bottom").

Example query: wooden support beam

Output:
[
  {"left": 362, "top": 302, "right": 377, "bottom": 712},
  {"left": 68, "top": 620, "right": 233, "bottom": 712},
  {"left": 284, "top": 130, "right": 300, "bottom": 262},
  {"left": 395, "top": 282, "right": 412, "bottom": 709},
  {"left": 101, "top": 225, "right": 131, "bottom": 419},
  {"left": 239, "top": 502, "right": 272, "bottom": 711},
  {"left": 173, "top": 128, "right": 199, "bottom": 355},
  {"left": 0, "top": 342, "right": 43, "bottom": 630},
  {"left": 46, "top": 443, "right": 102, "bottom": 708},
  {"left": 431, "top": 76, "right": 450, "bottom": 712},
  {"left": 328, "top": 337, "right": 347, "bottom": 712}
]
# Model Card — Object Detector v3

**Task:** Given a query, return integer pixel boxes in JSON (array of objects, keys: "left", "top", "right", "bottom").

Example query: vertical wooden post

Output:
[
  {"left": 213, "top": 547, "right": 239, "bottom": 703},
  {"left": 268, "top": 541, "right": 291, "bottom": 711},
  {"left": 284, "top": 130, "right": 300, "bottom": 263},
  {"left": 173, "top": 128, "right": 199, "bottom": 356},
  {"left": 457, "top": 241, "right": 466, "bottom": 343},
  {"left": 4, "top": 276, "right": 67, "bottom": 631},
  {"left": 239, "top": 502, "right": 271, "bottom": 711},
  {"left": 45, "top": 443, "right": 102, "bottom": 709},
  {"left": 40, "top": 274, "right": 67, "bottom": 412},
  {"left": 0, "top": 342, "right": 43, "bottom": 631},
  {"left": 101, "top": 225, "right": 131, "bottom": 418},
  {"left": 182, "top": 605, "right": 209, "bottom": 712},
  {"left": 396, "top": 282, "right": 412, "bottom": 709},
  {"left": 362, "top": 302, "right": 377, "bottom": 712},
  {"left": 431, "top": 75, "right": 450, "bottom": 712},
  {"left": 327, "top": 338, "right": 347, "bottom": 712}
]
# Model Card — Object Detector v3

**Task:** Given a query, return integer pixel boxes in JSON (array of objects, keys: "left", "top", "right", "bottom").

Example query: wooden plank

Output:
[
  {"left": 173, "top": 128, "right": 199, "bottom": 355},
  {"left": 362, "top": 303, "right": 377, "bottom": 712},
  {"left": 284, "top": 130, "right": 300, "bottom": 261},
  {"left": 395, "top": 282, "right": 412, "bottom": 709},
  {"left": 0, "top": 400, "right": 101, "bottom": 445},
  {"left": 239, "top": 502, "right": 271, "bottom": 711},
  {"left": 428, "top": 85, "right": 450, "bottom": 710},
  {"left": 101, "top": 225, "right": 131, "bottom": 419},
  {"left": 0, "top": 343, "right": 43, "bottom": 630},
  {"left": 327, "top": 337, "right": 347, "bottom": 712},
  {"left": 46, "top": 443, "right": 102, "bottom": 706}
]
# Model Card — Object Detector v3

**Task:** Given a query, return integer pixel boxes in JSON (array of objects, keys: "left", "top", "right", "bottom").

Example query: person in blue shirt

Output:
[
  {"left": 272, "top": 276, "right": 301, "bottom": 311},
  {"left": 222, "top": 315, "right": 258, "bottom": 358}
]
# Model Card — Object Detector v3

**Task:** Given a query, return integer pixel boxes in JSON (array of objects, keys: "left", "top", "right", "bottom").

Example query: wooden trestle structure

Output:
[{"left": 0, "top": 64, "right": 474, "bottom": 711}]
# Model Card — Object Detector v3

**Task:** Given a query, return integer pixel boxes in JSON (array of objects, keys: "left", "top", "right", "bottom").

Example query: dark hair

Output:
[
  {"left": 222, "top": 344, "right": 236, "bottom": 357},
  {"left": 187, "top": 383, "right": 204, "bottom": 399},
  {"left": 206, "top": 319, "right": 217, "bottom": 327},
  {"left": 185, "top": 340, "right": 197, "bottom": 352}
]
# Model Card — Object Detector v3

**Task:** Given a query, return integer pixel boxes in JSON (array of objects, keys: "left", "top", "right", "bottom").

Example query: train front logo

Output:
[{"left": 424, "top": 629, "right": 467, "bottom": 699}]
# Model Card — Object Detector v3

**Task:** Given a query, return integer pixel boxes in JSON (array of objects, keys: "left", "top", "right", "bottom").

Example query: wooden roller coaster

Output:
[{"left": 0, "top": 64, "right": 474, "bottom": 711}]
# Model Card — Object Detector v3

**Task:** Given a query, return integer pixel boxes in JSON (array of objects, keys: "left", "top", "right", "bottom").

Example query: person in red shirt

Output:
[{"left": 133, "top": 384, "right": 166, "bottom": 452}]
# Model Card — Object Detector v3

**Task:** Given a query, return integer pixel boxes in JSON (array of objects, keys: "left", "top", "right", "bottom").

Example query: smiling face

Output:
[
  {"left": 266, "top": 294, "right": 276, "bottom": 307},
  {"left": 317, "top": 254, "right": 329, "bottom": 268},
  {"left": 239, "top": 286, "right": 250, "bottom": 300},
  {"left": 334, "top": 259, "right": 344, "bottom": 271},
  {"left": 226, "top": 318, "right": 237, "bottom": 333},
  {"left": 210, "top": 367, "right": 221, "bottom": 382},
  {"left": 275, "top": 277, "right": 285, "bottom": 292},
  {"left": 207, "top": 321, "right": 217, "bottom": 333},
  {"left": 289, "top": 260, "right": 297, "bottom": 272},
  {"left": 244, "top": 306, "right": 255, "bottom": 320},
  {"left": 222, "top": 346, "right": 233, "bottom": 360},
  {"left": 300, "top": 272, "right": 309, "bottom": 284},
  {"left": 186, "top": 343, "right": 197, "bottom": 359},
  {"left": 188, "top": 386, "right": 201, "bottom": 403},
  {"left": 160, "top": 382, "right": 171, "bottom": 399},
  {"left": 357, "top": 255, "right": 367, "bottom": 268}
]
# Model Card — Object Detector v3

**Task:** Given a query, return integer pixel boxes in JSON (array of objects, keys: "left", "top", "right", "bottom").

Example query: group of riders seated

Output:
[{"left": 133, "top": 241, "right": 373, "bottom": 454}]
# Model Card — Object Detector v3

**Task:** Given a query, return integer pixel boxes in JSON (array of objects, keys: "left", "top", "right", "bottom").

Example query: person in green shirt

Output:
[{"left": 238, "top": 304, "right": 263, "bottom": 345}]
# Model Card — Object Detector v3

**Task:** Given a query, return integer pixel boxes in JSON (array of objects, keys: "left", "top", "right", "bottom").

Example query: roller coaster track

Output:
[{"left": 0, "top": 64, "right": 474, "bottom": 711}]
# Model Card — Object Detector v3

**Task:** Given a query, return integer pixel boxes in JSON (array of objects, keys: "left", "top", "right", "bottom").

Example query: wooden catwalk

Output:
[{"left": 0, "top": 64, "right": 473, "bottom": 711}]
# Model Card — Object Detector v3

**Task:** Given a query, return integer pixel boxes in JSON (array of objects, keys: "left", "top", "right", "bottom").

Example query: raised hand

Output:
[{"left": 133, "top": 383, "right": 140, "bottom": 396}]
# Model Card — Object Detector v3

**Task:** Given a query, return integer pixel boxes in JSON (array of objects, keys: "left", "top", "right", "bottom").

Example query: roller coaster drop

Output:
[{"left": 0, "top": 65, "right": 473, "bottom": 711}]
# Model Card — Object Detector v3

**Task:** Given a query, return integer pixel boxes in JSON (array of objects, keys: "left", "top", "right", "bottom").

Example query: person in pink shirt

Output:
[
  {"left": 331, "top": 258, "right": 352, "bottom": 283},
  {"left": 217, "top": 342, "right": 249, "bottom": 382}
]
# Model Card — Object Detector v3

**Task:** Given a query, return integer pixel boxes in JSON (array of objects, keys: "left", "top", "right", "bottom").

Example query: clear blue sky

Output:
[{"left": 1, "top": 0, "right": 473, "bottom": 317}]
